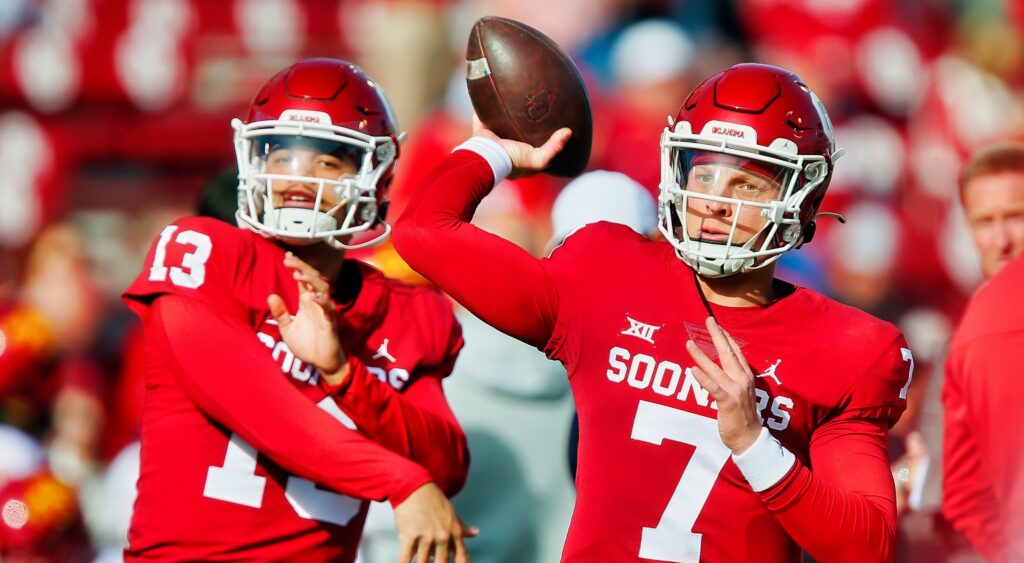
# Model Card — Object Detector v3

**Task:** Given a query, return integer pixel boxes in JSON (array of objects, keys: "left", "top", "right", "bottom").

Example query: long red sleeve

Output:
[
  {"left": 323, "top": 356, "right": 469, "bottom": 497},
  {"left": 740, "top": 336, "right": 910, "bottom": 563},
  {"left": 758, "top": 418, "right": 898, "bottom": 562},
  {"left": 150, "top": 294, "right": 432, "bottom": 505},
  {"left": 393, "top": 150, "right": 559, "bottom": 349}
]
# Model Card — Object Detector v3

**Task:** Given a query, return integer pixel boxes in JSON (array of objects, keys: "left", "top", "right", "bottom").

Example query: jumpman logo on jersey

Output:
[
  {"left": 372, "top": 338, "right": 397, "bottom": 363},
  {"left": 756, "top": 358, "right": 783, "bottom": 386},
  {"left": 621, "top": 316, "right": 661, "bottom": 344}
]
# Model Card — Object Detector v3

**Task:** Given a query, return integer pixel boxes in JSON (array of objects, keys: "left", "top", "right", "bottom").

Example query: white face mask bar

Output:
[
  {"left": 232, "top": 118, "right": 397, "bottom": 250},
  {"left": 657, "top": 124, "right": 830, "bottom": 277}
]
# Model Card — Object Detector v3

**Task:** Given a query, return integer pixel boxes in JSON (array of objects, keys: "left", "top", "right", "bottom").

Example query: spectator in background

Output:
[
  {"left": 0, "top": 425, "right": 44, "bottom": 490},
  {"left": 0, "top": 224, "right": 102, "bottom": 409},
  {"left": 602, "top": 19, "right": 697, "bottom": 194},
  {"left": 957, "top": 142, "right": 1024, "bottom": 279},
  {"left": 942, "top": 141, "right": 1024, "bottom": 562},
  {"left": 548, "top": 170, "right": 658, "bottom": 252}
]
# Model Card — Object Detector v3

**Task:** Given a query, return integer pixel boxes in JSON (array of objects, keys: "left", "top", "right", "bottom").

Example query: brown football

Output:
[{"left": 466, "top": 16, "right": 592, "bottom": 177}]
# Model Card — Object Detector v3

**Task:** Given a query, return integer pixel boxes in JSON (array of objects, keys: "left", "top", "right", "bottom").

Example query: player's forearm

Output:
[
  {"left": 732, "top": 426, "right": 897, "bottom": 562},
  {"left": 759, "top": 460, "right": 897, "bottom": 562},
  {"left": 152, "top": 295, "right": 432, "bottom": 505},
  {"left": 393, "top": 143, "right": 557, "bottom": 349},
  {"left": 322, "top": 357, "right": 470, "bottom": 496}
]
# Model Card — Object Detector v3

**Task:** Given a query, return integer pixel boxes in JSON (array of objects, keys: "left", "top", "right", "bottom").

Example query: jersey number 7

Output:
[{"left": 631, "top": 400, "right": 732, "bottom": 562}]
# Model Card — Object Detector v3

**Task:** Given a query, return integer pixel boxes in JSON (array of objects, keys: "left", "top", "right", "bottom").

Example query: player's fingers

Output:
[
  {"left": 284, "top": 252, "right": 325, "bottom": 281},
  {"left": 710, "top": 317, "right": 748, "bottom": 367},
  {"left": 688, "top": 365, "right": 728, "bottom": 402},
  {"left": 719, "top": 327, "right": 754, "bottom": 382},
  {"left": 415, "top": 536, "right": 431, "bottom": 563},
  {"left": 705, "top": 317, "right": 743, "bottom": 381},
  {"left": 286, "top": 254, "right": 330, "bottom": 294},
  {"left": 296, "top": 279, "right": 329, "bottom": 307},
  {"left": 719, "top": 325, "right": 746, "bottom": 362},
  {"left": 267, "top": 294, "right": 291, "bottom": 328},
  {"left": 454, "top": 534, "right": 471, "bottom": 563},
  {"left": 396, "top": 536, "right": 415, "bottom": 563},
  {"left": 298, "top": 290, "right": 332, "bottom": 323},
  {"left": 434, "top": 537, "right": 450, "bottom": 563},
  {"left": 291, "top": 268, "right": 330, "bottom": 293},
  {"left": 685, "top": 341, "right": 731, "bottom": 398},
  {"left": 535, "top": 128, "right": 572, "bottom": 164},
  {"left": 460, "top": 518, "right": 480, "bottom": 538},
  {"left": 684, "top": 339, "right": 726, "bottom": 381}
]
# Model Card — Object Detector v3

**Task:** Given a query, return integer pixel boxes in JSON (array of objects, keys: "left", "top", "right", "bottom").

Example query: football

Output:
[{"left": 466, "top": 16, "right": 592, "bottom": 177}]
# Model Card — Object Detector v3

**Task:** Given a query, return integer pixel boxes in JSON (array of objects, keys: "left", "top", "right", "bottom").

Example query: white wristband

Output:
[
  {"left": 731, "top": 427, "right": 797, "bottom": 492},
  {"left": 453, "top": 136, "right": 512, "bottom": 187}
]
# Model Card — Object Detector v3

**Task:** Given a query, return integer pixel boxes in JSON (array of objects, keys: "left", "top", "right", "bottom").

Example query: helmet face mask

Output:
[
  {"left": 658, "top": 63, "right": 837, "bottom": 278},
  {"left": 233, "top": 59, "right": 402, "bottom": 250}
]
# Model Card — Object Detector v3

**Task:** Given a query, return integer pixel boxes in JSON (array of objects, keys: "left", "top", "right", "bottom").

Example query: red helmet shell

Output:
[
  {"left": 675, "top": 63, "right": 836, "bottom": 225},
  {"left": 245, "top": 58, "right": 401, "bottom": 202}
]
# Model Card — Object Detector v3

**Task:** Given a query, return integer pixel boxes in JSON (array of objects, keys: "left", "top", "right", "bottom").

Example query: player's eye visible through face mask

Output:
[
  {"left": 681, "top": 150, "right": 786, "bottom": 203},
  {"left": 268, "top": 151, "right": 294, "bottom": 169},
  {"left": 691, "top": 167, "right": 716, "bottom": 188}
]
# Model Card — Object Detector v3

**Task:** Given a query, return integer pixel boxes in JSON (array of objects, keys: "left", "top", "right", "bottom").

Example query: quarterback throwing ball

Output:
[{"left": 395, "top": 63, "right": 913, "bottom": 562}]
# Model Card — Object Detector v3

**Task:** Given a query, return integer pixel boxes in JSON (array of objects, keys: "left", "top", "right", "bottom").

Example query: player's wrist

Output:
[
  {"left": 320, "top": 355, "right": 351, "bottom": 388},
  {"left": 731, "top": 427, "right": 797, "bottom": 493},
  {"left": 729, "top": 424, "right": 764, "bottom": 455},
  {"left": 454, "top": 136, "right": 512, "bottom": 186}
]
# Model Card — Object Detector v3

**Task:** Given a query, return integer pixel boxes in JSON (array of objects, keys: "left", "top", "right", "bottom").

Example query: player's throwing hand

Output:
[
  {"left": 471, "top": 114, "right": 571, "bottom": 180},
  {"left": 685, "top": 317, "right": 763, "bottom": 455}
]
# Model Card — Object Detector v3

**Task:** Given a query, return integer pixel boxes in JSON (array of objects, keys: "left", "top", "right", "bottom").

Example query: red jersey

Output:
[
  {"left": 943, "top": 254, "right": 1024, "bottom": 562},
  {"left": 394, "top": 148, "right": 912, "bottom": 563},
  {"left": 122, "top": 216, "right": 466, "bottom": 562}
]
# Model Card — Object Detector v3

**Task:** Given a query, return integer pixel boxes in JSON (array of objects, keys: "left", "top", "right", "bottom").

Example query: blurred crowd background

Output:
[{"left": 0, "top": 0, "right": 1021, "bottom": 561}]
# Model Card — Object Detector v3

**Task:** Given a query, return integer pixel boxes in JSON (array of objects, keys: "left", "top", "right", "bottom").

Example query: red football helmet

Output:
[
  {"left": 658, "top": 63, "right": 840, "bottom": 277},
  {"left": 233, "top": 58, "right": 404, "bottom": 249}
]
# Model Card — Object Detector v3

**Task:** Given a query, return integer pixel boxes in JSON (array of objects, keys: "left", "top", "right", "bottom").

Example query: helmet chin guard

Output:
[{"left": 264, "top": 208, "right": 338, "bottom": 241}]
